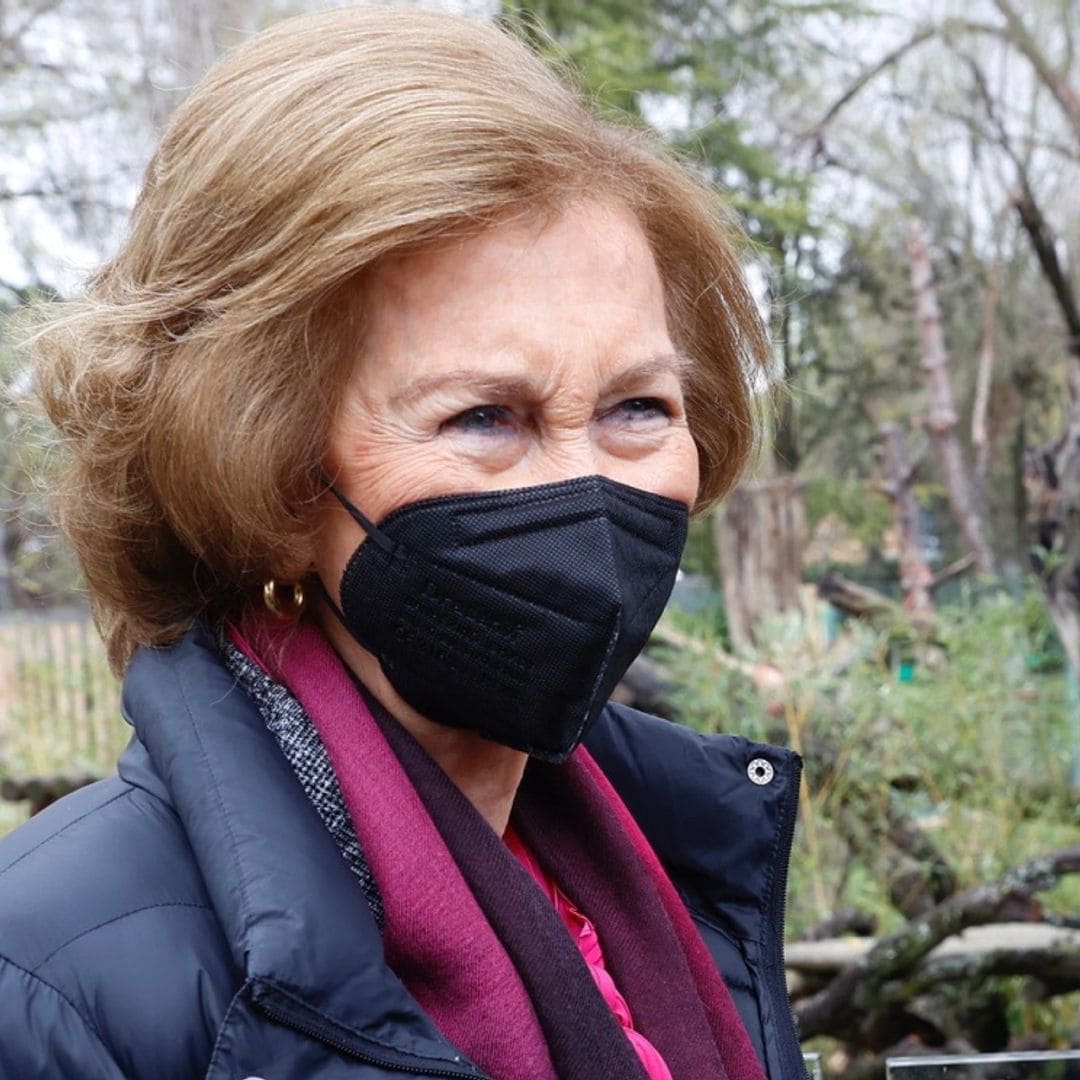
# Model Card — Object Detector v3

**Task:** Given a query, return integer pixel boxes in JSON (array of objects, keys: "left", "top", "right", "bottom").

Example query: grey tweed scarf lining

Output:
[{"left": 220, "top": 638, "right": 385, "bottom": 930}]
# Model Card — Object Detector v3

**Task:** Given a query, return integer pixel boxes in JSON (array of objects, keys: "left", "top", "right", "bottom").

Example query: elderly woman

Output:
[{"left": 0, "top": 7, "right": 802, "bottom": 1080}]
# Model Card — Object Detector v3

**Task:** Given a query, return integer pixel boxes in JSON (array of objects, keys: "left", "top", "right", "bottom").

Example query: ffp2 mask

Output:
[{"left": 325, "top": 475, "right": 688, "bottom": 761}]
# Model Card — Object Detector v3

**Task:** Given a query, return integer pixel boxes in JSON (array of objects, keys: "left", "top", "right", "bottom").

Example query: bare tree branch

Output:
[
  {"left": 930, "top": 552, "right": 976, "bottom": 591},
  {"left": 810, "top": 25, "right": 938, "bottom": 137},
  {"left": 811, "top": 10, "right": 1080, "bottom": 157},
  {"left": 965, "top": 55, "right": 1080, "bottom": 361},
  {"left": 1013, "top": 191, "right": 1080, "bottom": 361},
  {"left": 992, "top": 0, "right": 1080, "bottom": 144}
]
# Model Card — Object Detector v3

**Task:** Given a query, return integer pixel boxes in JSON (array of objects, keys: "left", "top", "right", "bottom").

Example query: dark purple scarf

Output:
[{"left": 369, "top": 690, "right": 765, "bottom": 1080}]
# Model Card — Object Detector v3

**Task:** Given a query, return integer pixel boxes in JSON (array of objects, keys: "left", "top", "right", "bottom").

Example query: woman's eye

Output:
[
  {"left": 610, "top": 397, "right": 672, "bottom": 422},
  {"left": 442, "top": 404, "right": 516, "bottom": 434}
]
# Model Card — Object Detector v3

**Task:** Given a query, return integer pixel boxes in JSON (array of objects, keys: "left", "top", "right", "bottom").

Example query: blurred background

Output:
[{"left": 0, "top": 1, "right": 1078, "bottom": 1075}]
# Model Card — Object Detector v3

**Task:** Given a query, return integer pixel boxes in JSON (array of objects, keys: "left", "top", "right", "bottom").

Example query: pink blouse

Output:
[{"left": 504, "top": 826, "right": 674, "bottom": 1080}]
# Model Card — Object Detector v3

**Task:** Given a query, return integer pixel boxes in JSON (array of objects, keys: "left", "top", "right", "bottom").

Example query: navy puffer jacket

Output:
[{"left": 0, "top": 627, "right": 803, "bottom": 1078}]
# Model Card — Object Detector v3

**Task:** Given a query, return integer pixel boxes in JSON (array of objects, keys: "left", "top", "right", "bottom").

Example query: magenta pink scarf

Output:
[
  {"left": 231, "top": 612, "right": 766, "bottom": 1080},
  {"left": 231, "top": 614, "right": 557, "bottom": 1079}
]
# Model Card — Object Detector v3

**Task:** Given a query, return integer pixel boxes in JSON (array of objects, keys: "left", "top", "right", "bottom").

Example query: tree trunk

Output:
[
  {"left": 971, "top": 263, "right": 999, "bottom": 491},
  {"left": 880, "top": 423, "right": 935, "bottom": 621},
  {"left": 907, "top": 218, "right": 996, "bottom": 574},
  {"left": 1011, "top": 177, "right": 1080, "bottom": 697},
  {"left": 713, "top": 476, "right": 806, "bottom": 649},
  {"left": 1025, "top": 404, "right": 1080, "bottom": 681},
  {"left": 770, "top": 234, "right": 801, "bottom": 473},
  {"left": 0, "top": 514, "right": 13, "bottom": 611}
]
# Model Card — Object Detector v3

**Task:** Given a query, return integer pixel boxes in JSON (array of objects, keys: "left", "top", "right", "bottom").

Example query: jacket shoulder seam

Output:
[
  {"left": 0, "top": 950, "right": 118, "bottom": 1063},
  {"left": 33, "top": 901, "right": 214, "bottom": 972},
  {"left": 0, "top": 785, "right": 133, "bottom": 882}
]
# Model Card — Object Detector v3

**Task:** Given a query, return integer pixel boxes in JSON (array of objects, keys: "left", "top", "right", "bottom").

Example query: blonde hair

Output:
[{"left": 32, "top": 4, "right": 769, "bottom": 672}]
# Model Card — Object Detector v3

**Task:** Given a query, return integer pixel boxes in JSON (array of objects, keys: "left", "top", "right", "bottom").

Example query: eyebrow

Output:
[
  {"left": 388, "top": 352, "right": 694, "bottom": 410},
  {"left": 603, "top": 353, "right": 695, "bottom": 397}
]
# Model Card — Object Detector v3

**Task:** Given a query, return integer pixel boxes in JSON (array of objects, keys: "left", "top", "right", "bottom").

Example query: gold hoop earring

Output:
[{"left": 263, "top": 579, "right": 306, "bottom": 621}]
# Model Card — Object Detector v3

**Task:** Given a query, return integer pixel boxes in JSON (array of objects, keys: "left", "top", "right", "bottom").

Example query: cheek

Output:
[
  {"left": 325, "top": 391, "right": 453, "bottom": 518},
  {"left": 604, "top": 427, "right": 699, "bottom": 508},
  {"left": 312, "top": 500, "right": 359, "bottom": 595},
  {"left": 667, "top": 428, "right": 701, "bottom": 506}
]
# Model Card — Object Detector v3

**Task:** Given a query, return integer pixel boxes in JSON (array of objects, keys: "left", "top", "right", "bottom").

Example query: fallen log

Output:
[
  {"left": 612, "top": 653, "right": 680, "bottom": 719},
  {"left": 787, "top": 922, "right": 1080, "bottom": 977},
  {"left": 795, "top": 845, "right": 1080, "bottom": 1043}
]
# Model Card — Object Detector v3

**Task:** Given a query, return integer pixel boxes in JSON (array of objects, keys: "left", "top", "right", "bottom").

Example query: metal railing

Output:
[
  {"left": 887, "top": 1050, "right": 1080, "bottom": 1078},
  {"left": 0, "top": 608, "right": 125, "bottom": 780}
]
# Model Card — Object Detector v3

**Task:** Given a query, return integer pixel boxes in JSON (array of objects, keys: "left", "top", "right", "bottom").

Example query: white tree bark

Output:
[
  {"left": 907, "top": 218, "right": 996, "bottom": 575},
  {"left": 971, "top": 263, "right": 999, "bottom": 490}
]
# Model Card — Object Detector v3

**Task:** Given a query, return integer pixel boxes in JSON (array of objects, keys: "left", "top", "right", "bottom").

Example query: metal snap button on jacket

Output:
[{"left": 747, "top": 757, "right": 775, "bottom": 785}]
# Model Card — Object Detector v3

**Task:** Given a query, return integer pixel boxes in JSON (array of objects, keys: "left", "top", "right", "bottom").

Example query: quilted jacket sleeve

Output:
[{"left": 0, "top": 955, "right": 127, "bottom": 1079}]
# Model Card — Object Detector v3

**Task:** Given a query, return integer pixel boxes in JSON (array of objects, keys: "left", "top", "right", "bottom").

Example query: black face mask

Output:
[{"left": 324, "top": 475, "right": 689, "bottom": 762}]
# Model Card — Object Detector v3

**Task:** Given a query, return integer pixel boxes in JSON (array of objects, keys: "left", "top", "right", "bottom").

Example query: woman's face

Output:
[{"left": 316, "top": 198, "right": 700, "bottom": 585}]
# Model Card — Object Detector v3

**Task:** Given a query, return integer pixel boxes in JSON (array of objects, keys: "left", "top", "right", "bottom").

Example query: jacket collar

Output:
[
  {"left": 586, "top": 703, "right": 801, "bottom": 948},
  {"left": 121, "top": 625, "right": 482, "bottom": 1075}
]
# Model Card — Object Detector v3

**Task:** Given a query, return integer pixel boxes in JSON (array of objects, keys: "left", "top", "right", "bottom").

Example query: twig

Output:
[
  {"left": 930, "top": 553, "right": 977, "bottom": 591},
  {"left": 650, "top": 621, "right": 786, "bottom": 694}
]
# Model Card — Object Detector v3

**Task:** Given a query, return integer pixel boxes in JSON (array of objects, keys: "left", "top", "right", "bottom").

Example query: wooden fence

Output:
[{"left": 0, "top": 609, "right": 126, "bottom": 782}]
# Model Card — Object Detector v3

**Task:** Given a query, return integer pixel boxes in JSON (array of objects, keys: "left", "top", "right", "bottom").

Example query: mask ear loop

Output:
[
  {"left": 322, "top": 476, "right": 396, "bottom": 555},
  {"left": 316, "top": 474, "right": 397, "bottom": 626},
  {"left": 315, "top": 575, "right": 351, "bottom": 629}
]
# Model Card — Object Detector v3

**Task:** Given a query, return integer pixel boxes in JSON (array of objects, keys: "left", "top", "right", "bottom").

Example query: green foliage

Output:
[
  {"left": 0, "top": 306, "right": 83, "bottom": 607},
  {"left": 498, "top": 0, "right": 826, "bottom": 246},
  {"left": 680, "top": 515, "right": 721, "bottom": 584},
  {"left": 1005, "top": 984, "right": 1080, "bottom": 1052},
  {"left": 661, "top": 587, "right": 1078, "bottom": 939},
  {"left": 499, "top": 1, "right": 673, "bottom": 120},
  {"left": 805, "top": 475, "right": 893, "bottom": 553},
  {"left": 500, "top": 1, "right": 665, "bottom": 110}
]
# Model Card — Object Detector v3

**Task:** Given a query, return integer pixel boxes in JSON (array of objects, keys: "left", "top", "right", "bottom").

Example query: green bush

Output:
[{"left": 660, "top": 587, "right": 1077, "bottom": 936}]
